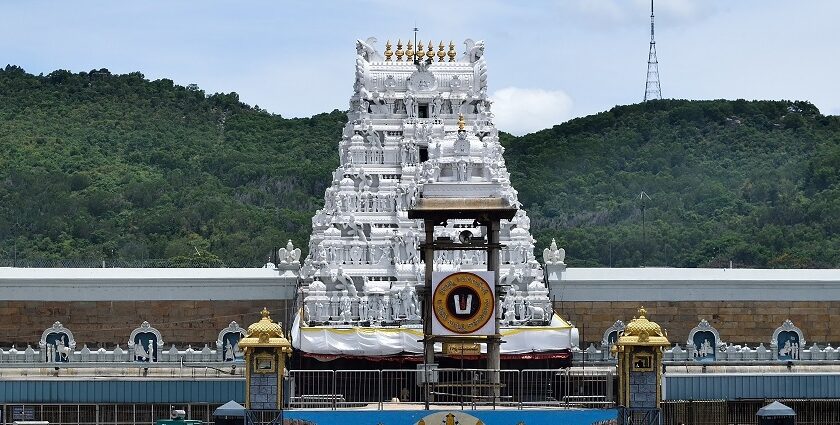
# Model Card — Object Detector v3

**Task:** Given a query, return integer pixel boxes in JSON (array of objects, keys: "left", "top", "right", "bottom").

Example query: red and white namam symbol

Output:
[{"left": 432, "top": 272, "right": 494, "bottom": 334}]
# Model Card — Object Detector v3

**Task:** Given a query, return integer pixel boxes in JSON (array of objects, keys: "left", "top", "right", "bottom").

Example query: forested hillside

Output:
[
  {"left": 1, "top": 66, "right": 839, "bottom": 267},
  {"left": 503, "top": 99, "right": 840, "bottom": 267}
]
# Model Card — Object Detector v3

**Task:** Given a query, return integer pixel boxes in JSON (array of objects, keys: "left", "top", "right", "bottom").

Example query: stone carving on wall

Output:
[
  {"left": 216, "top": 321, "right": 246, "bottom": 362},
  {"left": 686, "top": 319, "right": 723, "bottom": 361},
  {"left": 773, "top": 319, "right": 805, "bottom": 361},
  {"left": 543, "top": 239, "right": 566, "bottom": 265},
  {"left": 277, "top": 240, "right": 301, "bottom": 264},
  {"left": 295, "top": 37, "right": 550, "bottom": 336},
  {"left": 600, "top": 320, "right": 625, "bottom": 359},
  {"left": 128, "top": 321, "right": 164, "bottom": 362},
  {"left": 39, "top": 321, "right": 76, "bottom": 363}
]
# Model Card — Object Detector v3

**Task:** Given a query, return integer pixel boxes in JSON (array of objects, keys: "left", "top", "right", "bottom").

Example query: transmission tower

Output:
[{"left": 644, "top": 0, "right": 662, "bottom": 101}]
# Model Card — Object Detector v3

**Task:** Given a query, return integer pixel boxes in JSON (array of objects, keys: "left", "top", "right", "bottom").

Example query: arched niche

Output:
[
  {"left": 216, "top": 321, "right": 246, "bottom": 362},
  {"left": 39, "top": 321, "right": 76, "bottom": 363},
  {"left": 601, "top": 320, "right": 625, "bottom": 358},
  {"left": 772, "top": 319, "right": 805, "bottom": 361},
  {"left": 128, "top": 321, "right": 164, "bottom": 362},
  {"left": 686, "top": 319, "right": 722, "bottom": 361}
]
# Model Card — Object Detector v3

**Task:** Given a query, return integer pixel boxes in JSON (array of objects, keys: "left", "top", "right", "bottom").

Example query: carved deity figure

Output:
[
  {"left": 400, "top": 286, "right": 419, "bottom": 319},
  {"left": 390, "top": 292, "right": 402, "bottom": 321},
  {"left": 135, "top": 340, "right": 150, "bottom": 361},
  {"left": 403, "top": 230, "right": 419, "bottom": 263},
  {"left": 315, "top": 301, "right": 327, "bottom": 322},
  {"left": 514, "top": 291, "right": 527, "bottom": 320},
  {"left": 457, "top": 161, "right": 469, "bottom": 181},
  {"left": 359, "top": 296, "right": 370, "bottom": 322},
  {"left": 501, "top": 287, "right": 517, "bottom": 325},
  {"left": 372, "top": 295, "right": 385, "bottom": 323},
  {"left": 404, "top": 93, "right": 416, "bottom": 118},
  {"left": 432, "top": 93, "right": 443, "bottom": 118},
  {"left": 225, "top": 340, "right": 235, "bottom": 361},
  {"left": 340, "top": 290, "right": 353, "bottom": 322}
]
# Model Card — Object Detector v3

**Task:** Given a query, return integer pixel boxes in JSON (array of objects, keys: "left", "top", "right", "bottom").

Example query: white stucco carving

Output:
[{"left": 297, "top": 37, "right": 552, "bottom": 331}]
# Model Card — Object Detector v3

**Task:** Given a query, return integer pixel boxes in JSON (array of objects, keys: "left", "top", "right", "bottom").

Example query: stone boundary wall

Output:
[
  {"left": 556, "top": 300, "right": 838, "bottom": 346},
  {"left": 0, "top": 300, "right": 293, "bottom": 347}
]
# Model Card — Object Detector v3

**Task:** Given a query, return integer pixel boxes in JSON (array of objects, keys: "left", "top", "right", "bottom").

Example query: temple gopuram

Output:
[{"left": 291, "top": 37, "right": 577, "bottom": 368}]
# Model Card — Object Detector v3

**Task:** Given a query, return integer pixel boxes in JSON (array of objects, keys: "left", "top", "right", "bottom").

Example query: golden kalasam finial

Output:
[
  {"left": 261, "top": 307, "right": 271, "bottom": 319},
  {"left": 396, "top": 39, "right": 404, "bottom": 62},
  {"left": 384, "top": 40, "right": 393, "bottom": 61},
  {"left": 426, "top": 40, "right": 435, "bottom": 60},
  {"left": 416, "top": 40, "right": 424, "bottom": 61},
  {"left": 458, "top": 114, "right": 465, "bottom": 131},
  {"left": 638, "top": 306, "right": 647, "bottom": 318},
  {"left": 445, "top": 413, "right": 456, "bottom": 425},
  {"left": 448, "top": 40, "right": 456, "bottom": 62},
  {"left": 406, "top": 40, "right": 414, "bottom": 62},
  {"left": 437, "top": 41, "right": 446, "bottom": 62}
]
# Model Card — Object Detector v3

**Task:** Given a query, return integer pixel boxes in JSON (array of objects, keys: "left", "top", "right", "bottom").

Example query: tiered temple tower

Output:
[{"left": 293, "top": 38, "right": 574, "bottom": 358}]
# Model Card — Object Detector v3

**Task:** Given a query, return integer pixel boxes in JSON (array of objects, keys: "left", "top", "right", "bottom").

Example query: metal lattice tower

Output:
[{"left": 644, "top": 0, "right": 662, "bottom": 101}]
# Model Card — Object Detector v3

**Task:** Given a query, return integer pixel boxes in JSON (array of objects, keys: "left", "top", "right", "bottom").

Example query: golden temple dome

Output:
[
  {"left": 616, "top": 306, "right": 670, "bottom": 347},
  {"left": 247, "top": 308, "right": 283, "bottom": 340},
  {"left": 238, "top": 307, "right": 292, "bottom": 352}
]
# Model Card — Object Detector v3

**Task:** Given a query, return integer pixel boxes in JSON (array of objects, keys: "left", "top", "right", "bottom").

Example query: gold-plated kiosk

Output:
[
  {"left": 239, "top": 308, "right": 292, "bottom": 410},
  {"left": 613, "top": 306, "right": 670, "bottom": 412}
]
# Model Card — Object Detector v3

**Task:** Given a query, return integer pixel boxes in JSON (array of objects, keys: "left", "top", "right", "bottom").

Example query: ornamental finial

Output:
[
  {"left": 396, "top": 39, "right": 404, "bottom": 62},
  {"left": 437, "top": 41, "right": 446, "bottom": 62},
  {"left": 448, "top": 41, "right": 456, "bottom": 62},
  {"left": 261, "top": 307, "right": 271, "bottom": 319},
  {"left": 638, "top": 306, "right": 647, "bottom": 319},
  {"left": 416, "top": 39, "right": 424, "bottom": 61},
  {"left": 458, "top": 114, "right": 465, "bottom": 131},
  {"left": 384, "top": 40, "right": 393, "bottom": 61},
  {"left": 426, "top": 40, "right": 435, "bottom": 60},
  {"left": 406, "top": 40, "right": 414, "bottom": 62}
]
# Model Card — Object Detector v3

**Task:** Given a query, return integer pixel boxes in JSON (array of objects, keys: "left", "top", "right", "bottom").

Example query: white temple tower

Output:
[{"left": 292, "top": 38, "right": 576, "bottom": 359}]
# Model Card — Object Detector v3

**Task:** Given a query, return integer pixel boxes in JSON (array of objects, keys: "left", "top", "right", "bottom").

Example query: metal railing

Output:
[
  {"left": 287, "top": 368, "right": 615, "bottom": 410},
  {"left": 1, "top": 404, "right": 218, "bottom": 425},
  {"left": 662, "top": 399, "right": 840, "bottom": 425}
]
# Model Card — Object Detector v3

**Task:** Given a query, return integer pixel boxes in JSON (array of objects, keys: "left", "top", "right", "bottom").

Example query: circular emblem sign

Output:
[{"left": 433, "top": 272, "right": 494, "bottom": 334}]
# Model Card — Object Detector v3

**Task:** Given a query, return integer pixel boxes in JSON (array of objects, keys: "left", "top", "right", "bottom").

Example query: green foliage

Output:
[
  {"left": 504, "top": 99, "right": 840, "bottom": 268},
  {"left": 0, "top": 66, "right": 343, "bottom": 265},
  {"left": 2, "top": 66, "right": 839, "bottom": 268}
]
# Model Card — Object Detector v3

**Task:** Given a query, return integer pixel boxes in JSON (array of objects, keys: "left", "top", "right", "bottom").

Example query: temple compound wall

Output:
[
  {"left": 559, "top": 300, "right": 840, "bottom": 346},
  {"left": 547, "top": 265, "right": 840, "bottom": 346},
  {"left": 0, "top": 300, "right": 293, "bottom": 346},
  {"left": 0, "top": 266, "right": 298, "bottom": 346}
]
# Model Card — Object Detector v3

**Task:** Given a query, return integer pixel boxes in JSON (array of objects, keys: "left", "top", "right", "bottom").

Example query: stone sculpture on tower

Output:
[{"left": 292, "top": 37, "right": 576, "bottom": 358}]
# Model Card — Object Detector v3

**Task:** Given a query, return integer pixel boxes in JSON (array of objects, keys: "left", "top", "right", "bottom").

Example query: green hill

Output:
[
  {"left": 503, "top": 99, "right": 840, "bottom": 267},
  {"left": 1, "top": 66, "right": 839, "bottom": 267}
]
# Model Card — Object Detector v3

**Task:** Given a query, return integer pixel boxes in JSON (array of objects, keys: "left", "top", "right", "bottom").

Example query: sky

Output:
[{"left": 1, "top": 1, "right": 838, "bottom": 136}]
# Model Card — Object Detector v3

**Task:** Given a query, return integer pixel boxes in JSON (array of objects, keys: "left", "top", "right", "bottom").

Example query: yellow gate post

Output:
[
  {"left": 613, "top": 306, "right": 670, "bottom": 410},
  {"left": 239, "top": 308, "right": 292, "bottom": 410}
]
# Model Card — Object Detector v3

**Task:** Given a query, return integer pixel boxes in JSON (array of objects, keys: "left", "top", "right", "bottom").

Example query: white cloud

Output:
[{"left": 490, "top": 87, "right": 574, "bottom": 136}]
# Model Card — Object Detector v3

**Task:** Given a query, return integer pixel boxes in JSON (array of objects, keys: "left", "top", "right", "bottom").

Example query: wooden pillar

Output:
[
  {"left": 423, "top": 219, "right": 435, "bottom": 366},
  {"left": 486, "top": 219, "right": 501, "bottom": 399},
  {"left": 423, "top": 218, "right": 436, "bottom": 409}
]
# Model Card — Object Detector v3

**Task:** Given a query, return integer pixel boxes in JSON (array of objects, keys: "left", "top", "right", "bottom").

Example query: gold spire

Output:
[
  {"left": 448, "top": 40, "right": 456, "bottom": 62},
  {"left": 426, "top": 40, "right": 435, "bottom": 60},
  {"left": 416, "top": 40, "right": 424, "bottom": 61},
  {"left": 638, "top": 306, "right": 647, "bottom": 318},
  {"left": 384, "top": 40, "right": 393, "bottom": 61},
  {"left": 406, "top": 40, "right": 414, "bottom": 62},
  {"left": 396, "top": 39, "right": 404, "bottom": 62},
  {"left": 261, "top": 307, "right": 270, "bottom": 319},
  {"left": 458, "top": 114, "right": 465, "bottom": 131},
  {"left": 437, "top": 41, "right": 446, "bottom": 62}
]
